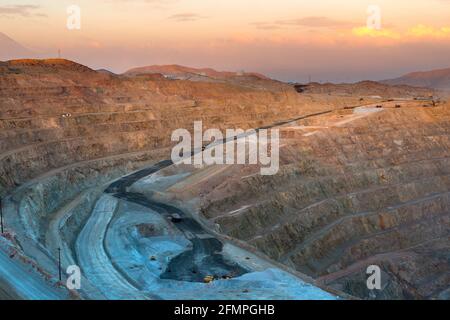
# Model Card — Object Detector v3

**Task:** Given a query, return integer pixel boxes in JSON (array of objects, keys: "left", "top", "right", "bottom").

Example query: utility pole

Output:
[
  {"left": 58, "top": 247, "right": 62, "bottom": 281},
  {"left": 0, "top": 198, "right": 4, "bottom": 234},
  {"left": 58, "top": 49, "right": 61, "bottom": 59}
]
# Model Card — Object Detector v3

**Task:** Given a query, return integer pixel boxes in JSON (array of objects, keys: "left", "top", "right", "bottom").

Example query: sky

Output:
[{"left": 1, "top": 0, "right": 450, "bottom": 82}]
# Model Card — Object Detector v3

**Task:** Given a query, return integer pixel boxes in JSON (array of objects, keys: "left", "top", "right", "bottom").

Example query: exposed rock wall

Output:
[
  {"left": 1, "top": 59, "right": 445, "bottom": 299},
  {"left": 198, "top": 105, "right": 450, "bottom": 299},
  {"left": 0, "top": 59, "right": 374, "bottom": 197}
]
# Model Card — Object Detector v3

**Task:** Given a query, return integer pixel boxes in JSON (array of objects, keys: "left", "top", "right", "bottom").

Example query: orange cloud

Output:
[
  {"left": 351, "top": 24, "right": 450, "bottom": 42},
  {"left": 407, "top": 24, "right": 450, "bottom": 38},
  {"left": 351, "top": 27, "right": 400, "bottom": 39}
]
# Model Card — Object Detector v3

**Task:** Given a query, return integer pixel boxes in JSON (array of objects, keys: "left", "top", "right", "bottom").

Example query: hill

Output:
[
  {"left": 124, "top": 64, "right": 269, "bottom": 80},
  {"left": 0, "top": 32, "right": 34, "bottom": 61},
  {"left": 382, "top": 68, "right": 450, "bottom": 90}
]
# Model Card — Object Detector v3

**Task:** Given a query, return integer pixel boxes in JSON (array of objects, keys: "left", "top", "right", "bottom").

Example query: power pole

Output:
[
  {"left": 58, "top": 247, "right": 62, "bottom": 281},
  {"left": 0, "top": 198, "right": 4, "bottom": 234},
  {"left": 58, "top": 49, "right": 61, "bottom": 59}
]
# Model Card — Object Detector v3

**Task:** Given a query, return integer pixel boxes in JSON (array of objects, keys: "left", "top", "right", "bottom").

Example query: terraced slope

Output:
[
  {"left": 0, "top": 59, "right": 444, "bottom": 299},
  {"left": 188, "top": 103, "right": 450, "bottom": 299},
  {"left": 0, "top": 59, "right": 360, "bottom": 299}
]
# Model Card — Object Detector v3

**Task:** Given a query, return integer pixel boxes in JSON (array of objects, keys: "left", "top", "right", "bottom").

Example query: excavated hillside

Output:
[
  {"left": 0, "top": 59, "right": 367, "bottom": 299},
  {"left": 0, "top": 59, "right": 374, "bottom": 198},
  {"left": 166, "top": 101, "right": 450, "bottom": 300},
  {"left": 295, "top": 81, "right": 435, "bottom": 98},
  {"left": 0, "top": 59, "right": 447, "bottom": 300}
]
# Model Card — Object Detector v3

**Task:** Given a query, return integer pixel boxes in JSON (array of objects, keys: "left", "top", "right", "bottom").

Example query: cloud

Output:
[
  {"left": 107, "top": 0, "right": 179, "bottom": 10},
  {"left": 252, "top": 16, "right": 356, "bottom": 30},
  {"left": 251, "top": 22, "right": 282, "bottom": 30},
  {"left": 0, "top": 4, "right": 45, "bottom": 17},
  {"left": 275, "top": 16, "right": 356, "bottom": 28},
  {"left": 168, "top": 13, "right": 207, "bottom": 22},
  {"left": 407, "top": 24, "right": 450, "bottom": 38},
  {"left": 352, "top": 24, "right": 450, "bottom": 41},
  {"left": 352, "top": 27, "right": 401, "bottom": 39}
]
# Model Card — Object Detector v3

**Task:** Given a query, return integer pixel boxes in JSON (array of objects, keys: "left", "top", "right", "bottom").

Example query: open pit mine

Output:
[{"left": 0, "top": 59, "right": 449, "bottom": 300}]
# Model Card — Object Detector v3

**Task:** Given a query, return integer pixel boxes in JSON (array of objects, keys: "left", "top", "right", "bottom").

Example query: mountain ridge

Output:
[
  {"left": 0, "top": 32, "right": 34, "bottom": 61},
  {"left": 124, "top": 64, "right": 269, "bottom": 80},
  {"left": 382, "top": 67, "right": 450, "bottom": 90}
]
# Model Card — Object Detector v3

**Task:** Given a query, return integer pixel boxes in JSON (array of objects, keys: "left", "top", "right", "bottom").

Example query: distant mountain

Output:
[
  {"left": 124, "top": 64, "right": 269, "bottom": 80},
  {"left": 96, "top": 68, "right": 116, "bottom": 75},
  {"left": 382, "top": 68, "right": 450, "bottom": 90},
  {"left": 0, "top": 32, "right": 34, "bottom": 61}
]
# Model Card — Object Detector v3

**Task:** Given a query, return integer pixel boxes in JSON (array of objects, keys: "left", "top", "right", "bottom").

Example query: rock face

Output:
[
  {"left": 295, "top": 81, "right": 435, "bottom": 97},
  {"left": 0, "top": 59, "right": 376, "bottom": 198},
  {"left": 0, "top": 59, "right": 354, "bottom": 299},
  {"left": 0, "top": 58, "right": 448, "bottom": 300},
  {"left": 194, "top": 102, "right": 450, "bottom": 300}
]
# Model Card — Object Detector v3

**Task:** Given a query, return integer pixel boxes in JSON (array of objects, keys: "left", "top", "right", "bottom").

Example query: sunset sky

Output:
[{"left": 1, "top": 0, "right": 450, "bottom": 82}]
